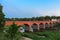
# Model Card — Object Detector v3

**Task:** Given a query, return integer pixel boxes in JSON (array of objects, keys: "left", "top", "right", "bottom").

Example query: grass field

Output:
[
  {"left": 22, "top": 30, "right": 60, "bottom": 40},
  {"left": 0, "top": 30, "right": 60, "bottom": 40}
]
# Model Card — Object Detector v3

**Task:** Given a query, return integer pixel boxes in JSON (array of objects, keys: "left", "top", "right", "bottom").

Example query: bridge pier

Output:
[{"left": 29, "top": 26, "right": 33, "bottom": 32}]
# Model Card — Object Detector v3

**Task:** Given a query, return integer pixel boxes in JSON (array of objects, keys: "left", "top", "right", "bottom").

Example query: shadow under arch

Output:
[
  {"left": 49, "top": 22, "right": 53, "bottom": 29},
  {"left": 39, "top": 23, "right": 44, "bottom": 31},
  {"left": 24, "top": 24, "right": 30, "bottom": 32},
  {"left": 45, "top": 23, "right": 49, "bottom": 30},
  {"left": 31, "top": 23, "right": 38, "bottom": 32}
]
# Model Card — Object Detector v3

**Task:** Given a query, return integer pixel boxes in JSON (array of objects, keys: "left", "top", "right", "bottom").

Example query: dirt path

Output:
[{"left": 22, "top": 37, "right": 32, "bottom": 40}]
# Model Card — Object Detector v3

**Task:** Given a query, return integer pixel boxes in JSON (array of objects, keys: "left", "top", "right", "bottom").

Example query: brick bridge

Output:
[{"left": 5, "top": 21, "right": 56, "bottom": 32}]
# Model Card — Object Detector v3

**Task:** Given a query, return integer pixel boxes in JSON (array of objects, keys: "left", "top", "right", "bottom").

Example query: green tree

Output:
[
  {"left": 0, "top": 4, "right": 5, "bottom": 31},
  {"left": 44, "top": 16, "right": 51, "bottom": 21},
  {"left": 5, "top": 22, "right": 21, "bottom": 40},
  {"left": 51, "top": 16, "right": 56, "bottom": 19}
]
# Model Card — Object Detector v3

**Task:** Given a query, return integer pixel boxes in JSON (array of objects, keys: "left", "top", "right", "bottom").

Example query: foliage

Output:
[
  {"left": 5, "top": 16, "right": 60, "bottom": 21},
  {"left": 5, "top": 22, "right": 21, "bottom": 40},
  {"left": 22, "top": 31, "right": 60, "bottom": 40},
  {"left": 0, "top": 4, "right": 5, "bottom": 31}
]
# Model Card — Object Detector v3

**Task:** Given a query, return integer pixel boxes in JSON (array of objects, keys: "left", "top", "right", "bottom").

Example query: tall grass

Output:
[{"left": 22, "top": 31, "right": 60, "bottom": 40}]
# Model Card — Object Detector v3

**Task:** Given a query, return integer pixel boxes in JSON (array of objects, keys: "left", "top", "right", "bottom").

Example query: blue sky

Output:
[{"left": 0, "top": 0, "right": 60, "bottom": 18}]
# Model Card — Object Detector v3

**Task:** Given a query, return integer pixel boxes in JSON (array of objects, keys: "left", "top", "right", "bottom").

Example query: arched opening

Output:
[
  {"left": 45, "top": 23, "right": 49, "bottom": 30},
  {"left": 49, "top": 22, "right": 52, "bottom": 29},
  {"left": 24, "top": 24, "right": 30, "bottom": 32},
  {"left": 31, "top": 23, "right": 38, "bottom": 32},
  {"left": 53, "top": 22, "right": 56, "bottom": 26},
  {"left": 39, "top": 23, "right": 44, "bottom": 31}
]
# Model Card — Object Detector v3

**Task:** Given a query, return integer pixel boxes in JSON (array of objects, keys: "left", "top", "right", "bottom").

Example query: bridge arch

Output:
[
  {"left": 39, "top": 23, "right": 44, "bottom": 31},
  {"left": 5, "top": 21, "right": 57, "bottom": 32},
  {"left": 31, "top": 23, "right": 38, "bottom": 32},
  {"left": 24, "top": 24, "right": 30, "bottom": 32},
  {"left": 49, "top": 22, "right": 53, "bottom": 28},
  {"left": 45, "top": 23, "right": 49, "bottom": 29}
]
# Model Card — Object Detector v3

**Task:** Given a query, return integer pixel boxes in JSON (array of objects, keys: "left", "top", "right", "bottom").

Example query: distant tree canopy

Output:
[
  {"left": 5, "top": 16, "right": 60, "bottom": 21},
  {"left": 0, "top": 4, "right": 5, "bottom": 30}
]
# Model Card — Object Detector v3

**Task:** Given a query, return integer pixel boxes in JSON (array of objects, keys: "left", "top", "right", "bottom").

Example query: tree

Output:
[
  {"left": 51, "top": 16, "right": 56, "bottom": 19},
  {"left": 5, "top": 22, "right": 22, "bottom": 40},
  {"left": 44, "top": 16, "right": 51, "bottom": 21},
  {"left": 0, "top": 4, "right": 5, "bottom": 31}
]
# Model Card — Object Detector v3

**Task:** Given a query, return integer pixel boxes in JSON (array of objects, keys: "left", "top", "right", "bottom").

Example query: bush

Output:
[{"left": 5, "top": 22, "right": 22, "bottom": 40}]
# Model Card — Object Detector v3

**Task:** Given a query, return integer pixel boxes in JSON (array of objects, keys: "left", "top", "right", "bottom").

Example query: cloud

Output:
[{"left": 30, "top": 9, "right": 60, "bottom": 16}]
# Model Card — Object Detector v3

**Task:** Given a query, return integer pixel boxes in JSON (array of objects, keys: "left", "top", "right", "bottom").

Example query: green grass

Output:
[
  {"left": 1, "top": 26, "right": 60, "bottom": 40},
  {"left": 22, "top": 31, "right": 60, "bottom": 40},
  {"left": 0, "top": 31, "right": 22, "bottom": 40},
  {"left": 0, "top": 30, "right": 60, "bottom": 40}
]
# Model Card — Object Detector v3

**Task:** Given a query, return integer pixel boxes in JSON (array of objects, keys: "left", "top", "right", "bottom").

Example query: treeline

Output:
[{"left": 5, "top": 16, "right": 60, "bottom": 21}]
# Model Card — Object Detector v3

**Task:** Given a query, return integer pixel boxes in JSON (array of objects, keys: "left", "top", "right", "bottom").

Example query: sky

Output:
[{"left": 0, "top": 0, "right": 60, "bottom": 18}]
